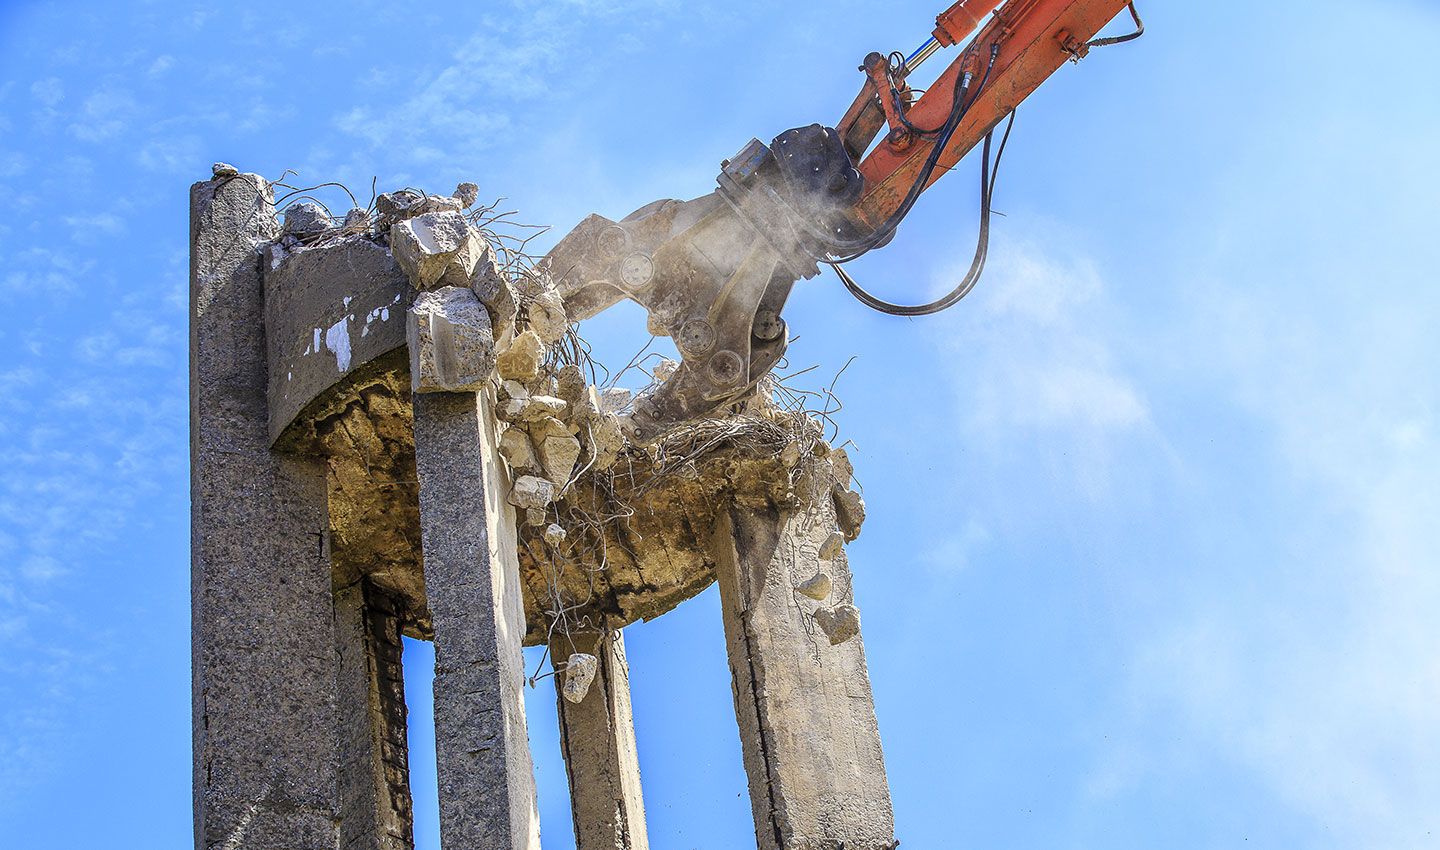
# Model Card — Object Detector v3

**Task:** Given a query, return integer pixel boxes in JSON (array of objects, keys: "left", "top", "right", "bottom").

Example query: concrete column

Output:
[
  {"left": 550, "top": 630, "right": 650, "bottom": 850},
  {"left": 412, "top": 390, "right": 540, "bottom": 850},
  {"left": 190, "top": 172, "right": 342, "bottom": 849},
  {"left": 335, "top": 578, "right": 415, "bottom": 850},
  {"left": 712, "top": 492, "right": 896, "bottom": 850}
]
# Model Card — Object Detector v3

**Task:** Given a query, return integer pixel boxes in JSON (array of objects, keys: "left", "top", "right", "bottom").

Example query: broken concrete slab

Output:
[
  {"left": 813, "top": 603, "right": 860, "bottom": 646},
  {"left": 454, "top": 182, "right": 479, "bottom": 208},
  {"left": 499, "top": 427, "right": 540, "bottom": 473},
  {"left": 496, "top": 330, "right": 545, "bottom": 382},
  {"left": 390, "top": 210, "right": 474, "bottom": 290},
  {"left": 833, "top": 486, "right": 866, "bottom": 541},
  {"left": 527, "top": 289, "right": 569, "bottom": 345},
  {"left": 407, "top": 286, "right": 496, "bottom": 394},
  {"left": 283, "top": 201, "right": 332, "bottom": 237},
  {"left": 536, "top": 428, "right": 582, "bottom": 490},
  {"left": 473, "top": 261, "right": 519, "bottom": 340},
  {"left": 509, "top": 475, "right": 555, "bottom": 511},
  {"left": 795, "top": 571, "right": 832, "bottom": 601},
  {"left": 561, "top": 653, "right": 598, "bottom": 705}
]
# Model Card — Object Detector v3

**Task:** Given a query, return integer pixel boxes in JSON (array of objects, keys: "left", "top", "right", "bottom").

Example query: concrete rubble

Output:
[{"left": 561, "top": 653, "right": 599, "bottom": 704}]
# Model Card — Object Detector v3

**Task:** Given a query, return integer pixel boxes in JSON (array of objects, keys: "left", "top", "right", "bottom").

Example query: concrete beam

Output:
[
  {"left": 335, "top": 578, "right": 416, "bottom": 850},
  {"left": 712, "top": 487, "right": 896, "bottom": 850},
  {"left": 412, "top": 390, "right": 540, "bottom": 850},
  {"left": 550, "top": 630, "right": 650, "bottom": 850},
  {"left": 190, "top": 172, "right": 343, "bottom": 849}
]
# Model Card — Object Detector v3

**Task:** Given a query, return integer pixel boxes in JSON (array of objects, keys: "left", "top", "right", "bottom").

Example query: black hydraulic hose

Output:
[
  {"left": 831, "top": 110, "right": 1015, "bottom": 317},
  {"left": 1087, "top": 2, "right": 1144, "bottom": 50},
  {"left": 800, "top": 42, "right": 1002, "bottom": 263}
]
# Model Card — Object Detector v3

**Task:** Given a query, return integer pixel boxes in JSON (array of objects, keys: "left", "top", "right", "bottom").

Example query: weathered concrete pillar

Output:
[
  {"left": 190, "top": 172, "right": 343, "bottom": 849},
  {"left": 712, "top": 488, "right": 895, "bottom": 850},
  {"left": 550, "top": 630, "right": 650, "bottom": 850},
  {"left": 334, "top": 577, "right": 415, "bottom": 850},
  {"left": 412, "top": 390, "right": 541, "bottom": 850}
]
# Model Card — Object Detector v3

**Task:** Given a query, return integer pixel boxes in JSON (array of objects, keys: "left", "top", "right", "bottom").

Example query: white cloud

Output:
[
  {"left": 146, "top": 55, "right": 174, "bottom": 77},
  {"left": 62, "top": 212, "right": 126, "bottom": 243},
  {"left": 29, "top": 77, "right": 63, "bottom": 107},
  {"left": 0, "top": 151, "right": 26, "bottom": 179},
  {"left": 68, "top": 86, "right": 137, "bottom": 142},
  {"left": 331, "top": 0, "right": 681, "bottom": 169},
  {"left": 927, "top": 229, "right": 1161, "bottom": 503},
  {"left": 138, "top": 133, "right": 201, "bottom": 173},
  {"left": 1122, "top": 275, "right": 1440, "bottom": 846}
]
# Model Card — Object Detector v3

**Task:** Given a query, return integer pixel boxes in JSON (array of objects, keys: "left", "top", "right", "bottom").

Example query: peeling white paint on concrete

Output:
[{"left": 325, "top": 317, "right": 352, "bottom": 372}]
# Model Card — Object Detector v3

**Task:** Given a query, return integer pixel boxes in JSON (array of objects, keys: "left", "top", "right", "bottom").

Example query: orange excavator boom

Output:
[{"left": 542, "top": 0, "right": 1144, "bottom": 438}]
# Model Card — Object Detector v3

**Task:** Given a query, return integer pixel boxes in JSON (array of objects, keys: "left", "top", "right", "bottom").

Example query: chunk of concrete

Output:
[
  {"left": 454, "top": 182, "right": 479, "bottom": 208},
  {"left": 554, "top": 363, "right": 586, "bottom": 408},
  {"left": 536, "top": 428, "right": 582, "bottom": 490},
  {"left": 377, "top": 190, "right": 463, "bottom": 227},
  {"left": 439, "top": 230, "right": 493, "bottom": 289},
  {"left": 795, "top": 571, "right": 832, "bottom": 601},
  {"left": 341, "top": 207, "right": 370, "bottom": 233},
  {"left": 818, "top": 531, "right": 845, "bottom": 561},
  {"left": 543, "top": 524, "right": 567, "bottom": 547},
  {"left": 833, "top": 486, "right": 866, "bottom": 541},
  {"left": 496, "top": 330, "right": 545, "bottom": 382},
  {"left": 518, "top": 395, "right": 567, "bottom": 423},
  {"left": 561, "top": 653, "right": 598, "bottom": 705},
  {"left": 599, "top": 388, "right": 632, "bottom": 414},
  {"left": 585, "top": 413, "right": 625, "bottom": 472},
  {"left": 390, "top": 211, "right": 473, "bottom": 290},
  {"left": 813, "top": 603, "right": 861, "bottom": 646},
  {"left": 499, "top": 427, "right": 539, "bottom": 472},
  {"left": 527, "top": 289, "right": 569, "bottom": 345},
  {"left": 472, "top": 259, "right": 518, "bottom": 340},
  {"left": 829, "top": 448, "right": 854, "bottom": 487},
  {"left": 211, "top": 161, "right": 238, "bottom": 178},
  {"left": 375, "top": 190, "right": 421, "bottom": 219},
  {"left": 509, "top": 475, "right": 555, "bottom": 511},
  {"left": 651, "top": 358, "right": 679, "bottom": 383},
  {"left": 283, "top": 201, "right": 332, "bottom": 237},
  {"left": 408, "top": 286, "right": 496, "bottom": 393}
]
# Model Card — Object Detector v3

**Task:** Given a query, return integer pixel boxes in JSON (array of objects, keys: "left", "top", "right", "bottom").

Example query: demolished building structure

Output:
[{"left": 190, "top": 165, "right": 896, "bottom": 850}]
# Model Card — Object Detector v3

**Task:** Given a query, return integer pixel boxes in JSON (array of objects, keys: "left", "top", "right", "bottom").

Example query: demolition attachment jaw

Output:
[{"left": 542, "top": 125, "right": 863, "bottom": 441}]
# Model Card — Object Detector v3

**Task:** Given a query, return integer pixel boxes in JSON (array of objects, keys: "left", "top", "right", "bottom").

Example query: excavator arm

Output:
[{"left": 542, "top": 0, "right": 1143, "bottom": 440}]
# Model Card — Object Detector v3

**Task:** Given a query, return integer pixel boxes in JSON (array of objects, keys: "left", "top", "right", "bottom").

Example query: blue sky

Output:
[{"left": 2, "top": 0, "right": 1438, "bottom": 847}]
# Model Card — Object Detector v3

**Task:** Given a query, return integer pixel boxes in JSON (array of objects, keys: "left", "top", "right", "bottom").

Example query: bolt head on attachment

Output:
[
  {"left": 753, "top": 310, "right": 784, "bottom": 342},
  {"left": 597, "top": 224, "right": 629, "bottom": 258},
  {"left": 707, "top": 349, "right": 744, "bottom": 386},
  {"left": 678, "top": 319, "right": 716, "bottom": 356},
  {"left": 619, "top": 253, "right": 654, "bottom": 288}
]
